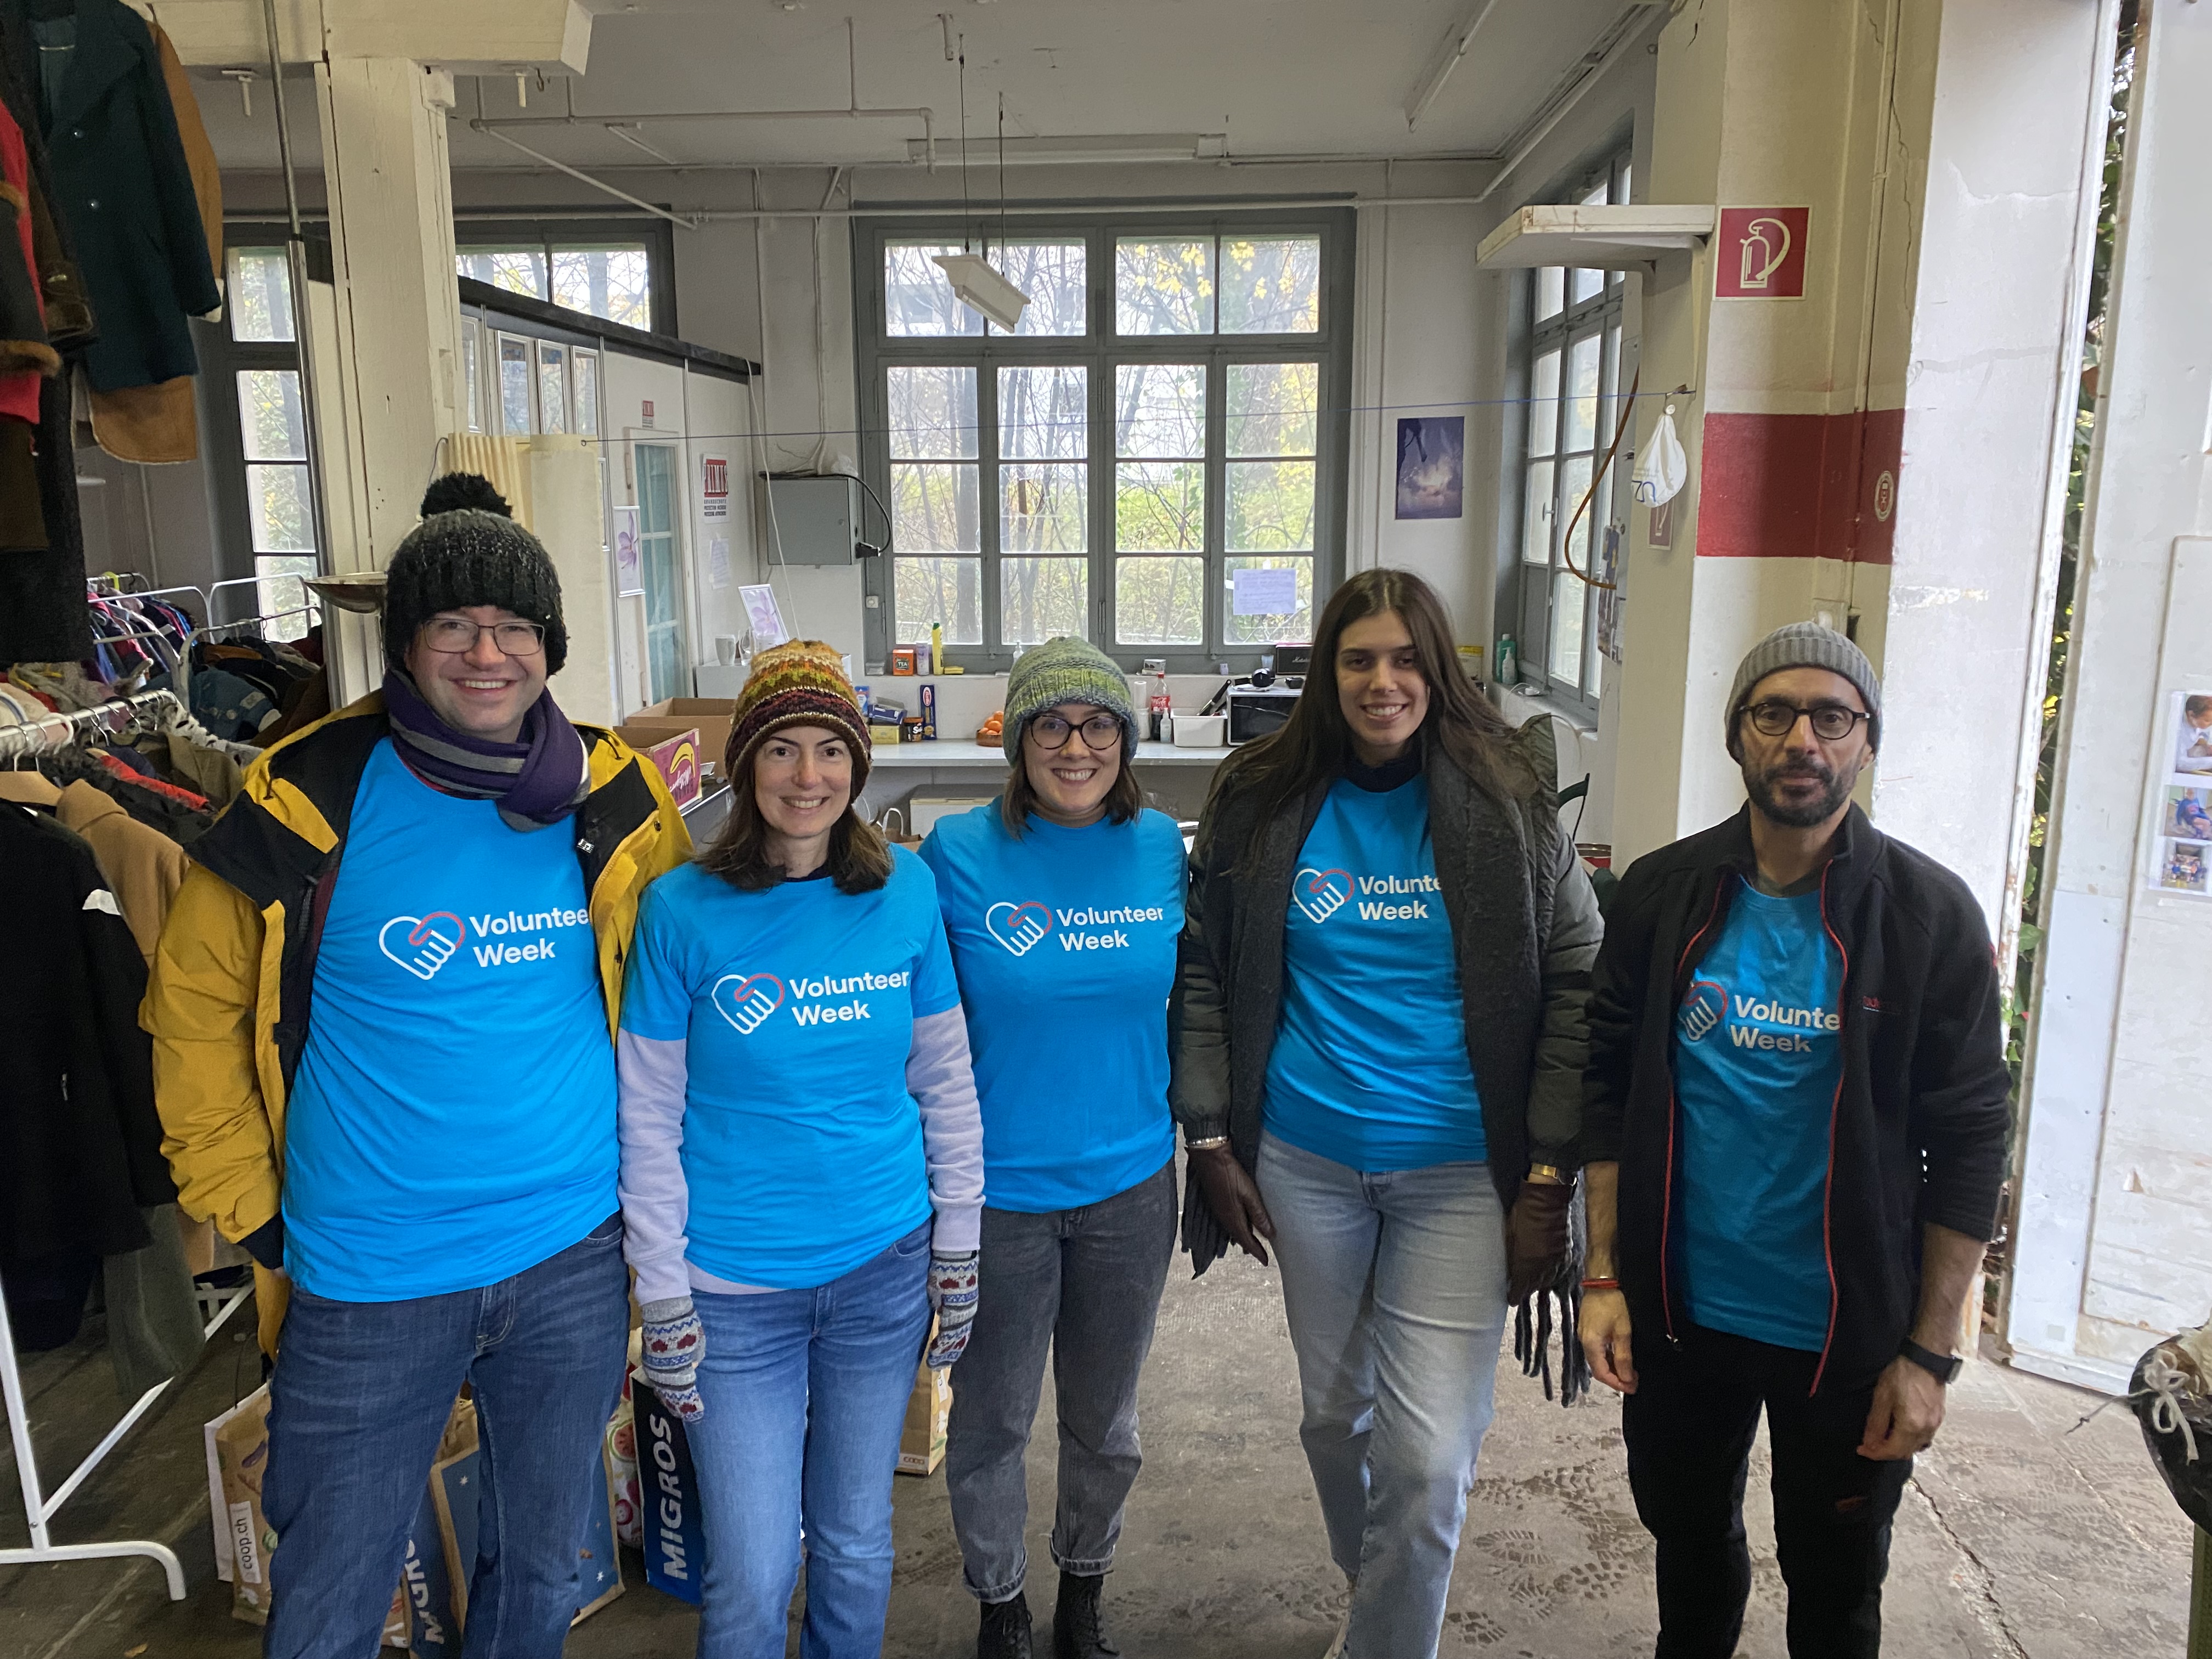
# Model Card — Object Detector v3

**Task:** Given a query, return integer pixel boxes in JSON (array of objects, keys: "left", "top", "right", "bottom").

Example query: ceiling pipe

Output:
[
  {"left": 466, "top": 19, "right": 936, "bottom": 170},
  {"left": 1404, "top": 0, "right": 1508, "bottom": 130},
  {"left": 1475, "top": 5, "right": 1662, "bottom": 201}
]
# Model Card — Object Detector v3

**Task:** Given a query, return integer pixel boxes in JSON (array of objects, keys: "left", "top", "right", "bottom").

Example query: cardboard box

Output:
[
  {"left": 628, "top": 727, "right": 703, "bottom": 810},
  {"left": 897, "top": 1322, "right": 953, "bottom": 1477},
  {"left": 637, "top": 697, "right": 736, "bottom": 768}
]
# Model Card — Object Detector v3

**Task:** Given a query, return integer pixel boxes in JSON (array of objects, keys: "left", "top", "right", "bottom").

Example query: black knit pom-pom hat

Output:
[{"left": 383, "top": 475, "right": 567, "bottom": 674}]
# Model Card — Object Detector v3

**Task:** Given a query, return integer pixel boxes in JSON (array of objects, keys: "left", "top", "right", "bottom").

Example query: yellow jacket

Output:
[{"left": 142, "top": 693, "right": 691, "bottom": 1351}]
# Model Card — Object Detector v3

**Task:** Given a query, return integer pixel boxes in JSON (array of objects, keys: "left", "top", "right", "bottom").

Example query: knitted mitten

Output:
[
  {"left": 640, "top": 1296, "right": 706, "bottom": 1422},
  {"left": 926, "top": 1252, "right": 980, "bottom": 1368}
]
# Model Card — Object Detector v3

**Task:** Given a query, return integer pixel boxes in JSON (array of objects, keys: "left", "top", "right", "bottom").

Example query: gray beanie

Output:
[
  {"left": 1003, "top": 637, "right": 1137, "bottom": 763},
  {"left": 1726, "top": 622, "right": 1880, "bottom": 755}
]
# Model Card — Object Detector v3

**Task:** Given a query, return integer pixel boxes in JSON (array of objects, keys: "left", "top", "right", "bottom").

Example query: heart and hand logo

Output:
[
  {"left": 1680, "top": 980, "right": 1726, "bottom": 1043},
  {"left": 712, "top": 972, "right": 786, "bottom": 1035},
  {"left": 379, "top": 913, "right": 466, "bottom": 981},
  {"left": 1293, "top": 868, "right": 1352, "bottom": 925},
  {"left": 984, "top": 900, "right": 1053, "bottom": 957}
]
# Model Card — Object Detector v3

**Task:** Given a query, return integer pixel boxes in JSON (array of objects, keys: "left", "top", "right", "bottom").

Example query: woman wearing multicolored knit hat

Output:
[
  {"left": 918, "top": 637, "right": 1186, "bottom": 1659},
  {"left": 615, "top": 639, "right": 985, "bottom": 1659}
]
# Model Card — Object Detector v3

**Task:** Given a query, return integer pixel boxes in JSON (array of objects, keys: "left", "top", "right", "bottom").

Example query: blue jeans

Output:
[
  {"left": 263, "top": 1214, "right": 630, "bottom": 1659},
  {"left": 1256, "top": 1132, "right": 1509, "bottom": 1659},
  {"left": 687, "top": 1222, "right": 932, "bottom": 1659}
]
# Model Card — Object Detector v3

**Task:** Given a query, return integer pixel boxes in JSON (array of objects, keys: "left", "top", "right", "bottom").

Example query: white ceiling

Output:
[{"left": 195, "top": 0, "right": 1647, "bottom": 176}]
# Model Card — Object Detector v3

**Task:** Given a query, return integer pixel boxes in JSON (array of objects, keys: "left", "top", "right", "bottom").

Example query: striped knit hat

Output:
[
  {"left": 724, "top": 640, "right": 873, "bottom": 791},
  {"left": 1003, "top": 636, "right": 1137, "bottom": 763}
]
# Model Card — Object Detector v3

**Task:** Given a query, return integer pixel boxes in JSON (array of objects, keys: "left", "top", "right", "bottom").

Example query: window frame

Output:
[
  {"left": 205, "top": 233, "right": 322, "bottom": 639},
  {"left": 1514, "top": 154, "right": 1633, "bottom": 719},
  {"left": 853, "top": 209, "right": 1354, "bottom": 672},
  {"left": 453, "top": 216, "right": 675, "bottom": 336}
]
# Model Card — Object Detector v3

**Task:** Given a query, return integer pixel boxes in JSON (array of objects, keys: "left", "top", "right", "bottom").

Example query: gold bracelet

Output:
[
  {"left": 1528, "top": 1163, "right": 1567, "bottom": 1183},
  {"left": 1184, "top": 1135, "right": 1230, "bottom": 1152}
]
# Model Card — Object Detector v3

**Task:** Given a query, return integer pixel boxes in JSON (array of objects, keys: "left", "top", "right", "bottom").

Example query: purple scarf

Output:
[{"left": 382, "top": 670, "right": 591, "bottom": 832}]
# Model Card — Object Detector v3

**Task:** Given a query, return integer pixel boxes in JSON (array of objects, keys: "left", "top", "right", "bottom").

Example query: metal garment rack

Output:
[{"left": 0, "top": 684, "right": 255, "bottom": 1596}]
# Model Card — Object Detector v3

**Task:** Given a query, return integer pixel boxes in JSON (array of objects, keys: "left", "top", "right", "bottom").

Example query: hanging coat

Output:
[
  {"left": 0, "top": 803, "right": 175, "bottom": 1267},
  {"left": 2, "top": 0, "right": 218, "bottom": 393}
]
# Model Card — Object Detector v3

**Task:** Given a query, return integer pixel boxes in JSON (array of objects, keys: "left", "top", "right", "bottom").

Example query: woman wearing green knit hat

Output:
[{"left": 919, "top": 636, "right": 1186, "bottom": 1659}]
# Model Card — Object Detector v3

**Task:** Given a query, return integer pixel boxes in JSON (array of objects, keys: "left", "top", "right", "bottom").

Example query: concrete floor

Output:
[{"left": 2, "top": 1241, "right": 2192, "bottom": 1659}]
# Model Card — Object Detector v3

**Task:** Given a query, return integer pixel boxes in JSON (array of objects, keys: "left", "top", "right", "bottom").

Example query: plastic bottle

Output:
[
  {"left": 930, "top": 621, "right": 944, "bottom": 676},
  {"left": 1148, "top": 668, "right": 1171, "bottom": 744},
  {"left": 1495, "top": 633, "right": 1519, "bottom": 688}
]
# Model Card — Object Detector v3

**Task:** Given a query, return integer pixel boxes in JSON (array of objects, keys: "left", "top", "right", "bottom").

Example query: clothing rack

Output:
[
  {"left": 0, "top": 687, "right": 187, "bottom": 761},
  {"left": 1, "top": 689, "right": 255, "bottom": 1595},
  {"left": 0, "top": 1270, "right": 252, "bottom": 1599}
]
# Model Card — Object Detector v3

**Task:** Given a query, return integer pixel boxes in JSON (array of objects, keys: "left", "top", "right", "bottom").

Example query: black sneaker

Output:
[
  {"left": 1053, "top": 1570, "right": 1120, "bottom": 1658},
  {"left": 979, "top": 1591, "right": 1035, "bottom": 1659}
]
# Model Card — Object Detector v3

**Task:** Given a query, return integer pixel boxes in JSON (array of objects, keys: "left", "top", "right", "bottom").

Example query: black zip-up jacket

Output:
[{"left": 1581, "top": 804, "right": 2009, "bottom": 1395}]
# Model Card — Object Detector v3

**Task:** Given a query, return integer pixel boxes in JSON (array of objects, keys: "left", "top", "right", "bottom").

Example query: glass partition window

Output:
[
  {"left": 866, "top": 217, "right": 1346, "bottom": 665},
  {"left": 458, "top": 240, "right": 655, "bottom": 331}
]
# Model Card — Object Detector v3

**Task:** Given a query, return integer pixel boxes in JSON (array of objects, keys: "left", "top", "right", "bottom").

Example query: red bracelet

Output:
[{"left": 1579, "top": 1277, "right": 1620, "bottom": 1291}]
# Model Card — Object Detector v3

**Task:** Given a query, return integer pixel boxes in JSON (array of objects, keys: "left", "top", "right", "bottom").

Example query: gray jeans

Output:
[{"left": 945, "top": 1158, "right": 1178, "bottom": 1602}]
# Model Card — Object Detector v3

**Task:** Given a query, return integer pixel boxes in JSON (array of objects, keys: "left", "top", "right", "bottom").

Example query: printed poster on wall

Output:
[
  {"left": 1395, "top": 416, "right": 1463, "bottom": 520},
  {"left": 2149, "top": 690, "right": 2212, "bottom": 897},
  {"left": 612, "top": 505, "right": 643, "bottom": 598},
  {"left": 702, "top": 456, "right": 730, "bottom": 521}
]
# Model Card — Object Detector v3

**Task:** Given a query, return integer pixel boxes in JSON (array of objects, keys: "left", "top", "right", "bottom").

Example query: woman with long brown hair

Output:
[
  {"left": 615, "top": 640, "right": 985, "bottom": 1659},
  {"left": 1170, "top": 568, "right": 1601, "bottom": 1659}
]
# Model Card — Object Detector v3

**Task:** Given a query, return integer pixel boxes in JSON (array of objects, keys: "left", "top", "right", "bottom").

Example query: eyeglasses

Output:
[
  {"left": 419, "top": 617, "right": 546, "bottom": 656},
  {"left": 1743, "top": 699, "right": 1871, "bottom": 742},
  {"left": 1028, "top": 712, "right": 1123, "bottom": 752}
]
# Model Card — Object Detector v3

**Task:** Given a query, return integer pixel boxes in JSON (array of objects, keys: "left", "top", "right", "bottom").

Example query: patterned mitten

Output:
[
  {"left": 640, "top": 1296, "right": 706, "bottom": 1423},
  {"left": 926, "top": 1252, "right": 979, "bottom": 1368}
]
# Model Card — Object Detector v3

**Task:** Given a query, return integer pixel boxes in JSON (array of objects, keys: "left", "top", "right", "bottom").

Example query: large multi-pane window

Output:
[
  {"left": 859, "top": 215, "right": 1351, "bottom": 669},
  {"left": 1518, "top": 154, "right": 1632, "bottom": 711},
  {"left": 453, "top": 221, "right": 673, "bottom": 334}
]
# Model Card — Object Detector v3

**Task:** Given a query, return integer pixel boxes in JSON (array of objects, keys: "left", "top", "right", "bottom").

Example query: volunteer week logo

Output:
[
  {"left": 1678, "top": 977, "right": 1840, "bottom": 1052},
  {"left": 1294, "top": 866, "right": 1438, "bottom": 926},
  {"left": 377, "top": 906, "right": 589, "bottom": 982},
  {"left": 710, "top": 968, "right": 913, "bottom": 1035},
  {"left": 983, "top": 898, "right": 1169, "bottom": 957}
]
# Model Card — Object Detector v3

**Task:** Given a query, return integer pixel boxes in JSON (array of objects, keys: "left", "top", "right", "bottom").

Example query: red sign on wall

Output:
[{"left": 1714, "top": 207, "right": 1810, "bottom": 300}]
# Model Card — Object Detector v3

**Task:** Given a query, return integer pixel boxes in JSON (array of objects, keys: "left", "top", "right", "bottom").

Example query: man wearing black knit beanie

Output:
[
  {"left": 1577, "top": 622, "right": 2008, "bottom": 1657},
  {"left": 144, "top": 474, "right": 691, "bottom": 1659}
]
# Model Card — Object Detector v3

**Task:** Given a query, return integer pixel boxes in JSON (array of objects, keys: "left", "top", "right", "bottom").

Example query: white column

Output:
[{"left": 2007, "top": 0, "right": 2212, "bottom": 1392}]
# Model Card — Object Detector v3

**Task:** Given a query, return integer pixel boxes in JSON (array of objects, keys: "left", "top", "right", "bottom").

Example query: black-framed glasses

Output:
[
  {"left": 419, "top": 617, "right": 546, "bottom": 656},
  {"left": 1028, "top": 712, "right": 1123, "bottom": 752},
  {"left": 1744, "top": 699, "right": 1871, "bottom": 742}
]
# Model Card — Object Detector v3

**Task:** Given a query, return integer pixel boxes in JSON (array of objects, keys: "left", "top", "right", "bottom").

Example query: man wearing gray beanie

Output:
[
  {"left": 1574, "top": 622, "right": 2008, "bottom": 1657},
  {"left": 144, "top": 475, "right": 692, "bottom": 1659}
]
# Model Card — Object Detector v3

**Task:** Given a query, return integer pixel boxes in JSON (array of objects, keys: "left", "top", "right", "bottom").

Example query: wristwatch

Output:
[{"left": 1898, "top": 1336, "right": 1962, "bottom": 1384}]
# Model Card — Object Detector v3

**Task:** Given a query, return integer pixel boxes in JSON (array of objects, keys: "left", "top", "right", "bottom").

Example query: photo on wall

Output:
[
  {"left": 2147, "top": 691, "right": 2212, "bottom": 897},
  {"left": 1395, "top": 416, "right": 1464, "bottom": 520}
]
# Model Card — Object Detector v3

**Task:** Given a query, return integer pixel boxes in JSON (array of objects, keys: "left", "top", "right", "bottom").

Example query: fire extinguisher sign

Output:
[
  {"left": 1714, "top": 207, "right": 1810, "bottom": 300},
  {"left": 702, "top": 456, "right": 730, "bottom": 520}
]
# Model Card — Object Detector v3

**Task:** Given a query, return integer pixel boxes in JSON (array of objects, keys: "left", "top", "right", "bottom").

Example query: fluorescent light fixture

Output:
[
  {"left": 933, "top": 252, "right": 1031, "bottom": 332},
  {"left": 905, "top": 133, "right": 1229, "bottom": 166}
]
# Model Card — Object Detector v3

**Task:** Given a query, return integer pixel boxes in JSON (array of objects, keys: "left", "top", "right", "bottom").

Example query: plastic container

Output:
[{"left": 1171, "top": 713, "right": 1226, "bottom": 747}]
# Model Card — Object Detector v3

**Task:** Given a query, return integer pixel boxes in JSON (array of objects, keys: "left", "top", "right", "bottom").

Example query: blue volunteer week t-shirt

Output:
[
  {"left": 283, "top": 740, "right": 617, "bottom": 1300},
  {"left": 1264, "top": 773, "right": 1486, "bottom": 1171},
  {"left": 920, "top": 803, "right": 1184, "bottom": 1212},
  {"left": 1672, "top": 881, "right": 1845, "bottom": 1352},
  {"left": 620, "top": 848, "right": 961, "bottom": 1289}
]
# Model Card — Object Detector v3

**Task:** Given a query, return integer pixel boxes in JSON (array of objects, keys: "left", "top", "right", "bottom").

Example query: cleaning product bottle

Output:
[
  {"left": 1495, "top": 633, "right": 1519, "bottom": 688},
  {"left": 930, "top": 621, "right": 944, "bottom": 676}
]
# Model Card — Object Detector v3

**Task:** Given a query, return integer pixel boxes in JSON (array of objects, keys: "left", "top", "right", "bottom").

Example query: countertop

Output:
[{"left": 864, "top": 740, "right": 1236, "bottom": 768}]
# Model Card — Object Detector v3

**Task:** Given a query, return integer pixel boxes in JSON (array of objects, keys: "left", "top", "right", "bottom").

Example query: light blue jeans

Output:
[
  {"left": 1256, "top": 1131, "right": 1509, "bottom": 1659},
  {"left": 686, "top": 1222, "right": 933, "bottom": 1659}
]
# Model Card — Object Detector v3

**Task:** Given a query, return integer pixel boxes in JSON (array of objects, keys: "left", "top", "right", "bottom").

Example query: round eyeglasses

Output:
[
  {"left": 419, "top": 617, "right": 546, "bottom": 656},
  {"left": 1028, "top": 712, "right": 1124, "bottom": 752},
  {"left": 1743, "top": 700, "right": 1871, "bottom": 742}
]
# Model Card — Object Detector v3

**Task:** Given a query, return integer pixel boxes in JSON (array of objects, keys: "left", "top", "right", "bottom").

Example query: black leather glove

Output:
[{"left": 1506, "top": 1177, "right": 1576, "bottom": 1303}]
